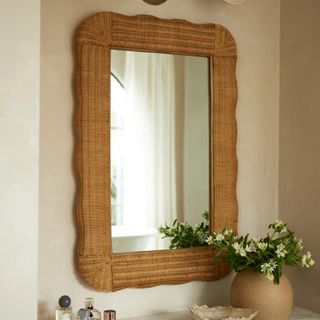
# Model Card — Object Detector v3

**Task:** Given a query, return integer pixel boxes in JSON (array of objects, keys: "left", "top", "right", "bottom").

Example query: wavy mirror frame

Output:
[{"left": 75, "top": 12, "right": 238, "bottom": 291}]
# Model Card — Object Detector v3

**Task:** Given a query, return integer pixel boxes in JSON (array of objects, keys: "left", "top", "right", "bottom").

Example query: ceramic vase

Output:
[{"left": 230, "top": 269, "right": 293, "bottom": 320}]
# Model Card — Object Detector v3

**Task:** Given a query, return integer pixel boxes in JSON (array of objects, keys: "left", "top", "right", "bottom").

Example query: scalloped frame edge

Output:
[{"left": 75, "top": 11, "right": 238, "bottom": 291}]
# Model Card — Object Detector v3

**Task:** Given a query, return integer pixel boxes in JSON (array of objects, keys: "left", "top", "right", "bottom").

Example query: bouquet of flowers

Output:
[
  {"left": 159, "top": 210, "right": 209, "bottom": 249},
  {"left": 206, "top": 220, "right": 315, "bottom": 284}
]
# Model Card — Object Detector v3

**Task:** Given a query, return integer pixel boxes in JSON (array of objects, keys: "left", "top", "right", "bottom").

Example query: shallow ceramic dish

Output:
[{"left": 189, "top": 304, "right": 258, "bottom": 320}]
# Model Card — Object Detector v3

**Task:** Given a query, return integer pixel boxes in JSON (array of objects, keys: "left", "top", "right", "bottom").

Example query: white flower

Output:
[
  {"left": 301, "top": 255, "right": 308, "bottom": 267},
  {"left": 223, "top": 229, "right": 233, "bottom": 236},
  {"left": 301, "top": 251, "right": 315, "bottom": 268},
  {"left": 274, "top": 219, "right": 284, "bottom": 228},
  {"left": 245, "top": 244, "right": 253, "bottom": 252},
  {"left": 279, "top": 226, "right": 287, "bottom": 234},
  {"left": 276, "top": 243, "right": 288, "bottom": 258},
  {"left": 261, "top": 261, "right": 277, "bottom": 282},
  {"left": 232, "top": 242, "right": 247, "bottom": 257},
  {"left": 206, "top": 236, "right": 214, "bottom": 245},
  {"left": 232, "top": 242, "right": 240, "bottom": 252},
  {"left": 269, "top": 260, "right": 277, "bottom": 271},
  {"left": 260, "top": 261, "right": 276, "bottom": 273},
  {"left": 261, "top": 262, "right": 270, "bottom": 273},
  {"left": 272, "top": 219, "right": 287, "bottom": 233},
  {"left": 257, "top": 241, "right": 268, "bottom": 251},
  {"left": 215, "top": 233, "right": 225, "bottom": 241},
  {"left": 295, "top": 238, "right": 304, "bottom": 251},
  {"left": 266, "top": 272, "right": 274, "bottom": 281},
  {"left": 239, "top": 247, "right": 247, "bottom": 257}
]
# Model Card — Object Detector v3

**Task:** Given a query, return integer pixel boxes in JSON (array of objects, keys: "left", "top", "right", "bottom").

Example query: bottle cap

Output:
[
  {"left": 104, "top": 310, "right": 116, "bottom": 320},
  {"left": 58, "top": 295, "right": 71, "bottom": 308},
  {"left": 84, "top": 297, "right": 94, "bottom": 309}
]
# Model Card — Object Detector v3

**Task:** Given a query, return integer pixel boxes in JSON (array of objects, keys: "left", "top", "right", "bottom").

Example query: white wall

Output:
[
  {"left": 183, "top": 56, "right": 209, "bottom": 225},
  {"left": 280, "top": 0, "right": 320, "bottom": 313},
  {"left": 0, "top": 0, "right": 40, "bottom": 318},
  {"left": 7, "top": 0, "right": 320, "bottom": 316},
  {"left": 39, "top": 0, "right": 280, "bottom": 318}
]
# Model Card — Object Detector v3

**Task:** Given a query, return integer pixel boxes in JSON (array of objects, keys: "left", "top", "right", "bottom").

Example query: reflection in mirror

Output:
[{"left": 111, "top": 49, "right": 209, "bottom": 253}]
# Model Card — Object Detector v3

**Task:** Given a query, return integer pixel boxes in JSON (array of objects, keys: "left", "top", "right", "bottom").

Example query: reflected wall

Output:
[{"left": 111, "top": 50, "right": 209, "bottom": 252}]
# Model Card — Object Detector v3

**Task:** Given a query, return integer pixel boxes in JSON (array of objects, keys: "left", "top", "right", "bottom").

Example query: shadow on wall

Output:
[{"left": 38, "top": 301, "right": 54, "bottom": 320}]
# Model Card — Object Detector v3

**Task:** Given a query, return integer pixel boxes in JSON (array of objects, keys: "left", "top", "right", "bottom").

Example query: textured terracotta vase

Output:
[{"left": 230, "top": 269, "right": 293, "bottom": 320}]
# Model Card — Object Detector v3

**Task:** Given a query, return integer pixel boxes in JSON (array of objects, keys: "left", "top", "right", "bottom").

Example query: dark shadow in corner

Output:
[{"left": 38, "top": 300, "right": 54, "bottom": 320}]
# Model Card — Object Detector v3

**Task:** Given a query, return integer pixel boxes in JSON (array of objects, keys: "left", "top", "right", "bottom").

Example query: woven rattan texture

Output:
[{"left": 75, "top": 12, "right": 238, "bottom": 291}]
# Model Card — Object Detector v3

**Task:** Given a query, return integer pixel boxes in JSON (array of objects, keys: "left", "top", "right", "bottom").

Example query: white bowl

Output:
[{"left": 189, "top": 304, "right": 258, "bottom": 320}]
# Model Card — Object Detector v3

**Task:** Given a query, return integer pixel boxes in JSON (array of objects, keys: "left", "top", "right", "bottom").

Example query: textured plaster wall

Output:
[
  {"left": 39, "top": 0, "right": 280, "bottom": 318},
  {"left": 280, "top": 0, "right": 320, "bottom": 313},
  {"left": 0, "top": 0, "right": 40, "bottom": 318}
]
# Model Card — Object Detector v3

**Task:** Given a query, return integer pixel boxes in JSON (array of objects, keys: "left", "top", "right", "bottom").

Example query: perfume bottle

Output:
[
  {"left": 104, "top": 310, "right": 116, "bottom": 320},
  {"left": 77, "top": 298, "right": 101, "bottom": 320},
  {"left": 56, "top": 295, "right": 73, "bottom": 320}
]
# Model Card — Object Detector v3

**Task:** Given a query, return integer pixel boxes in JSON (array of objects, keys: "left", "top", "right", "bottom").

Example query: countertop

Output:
[{"left": 121, "top": 307, "right": 320, "bottom": 320}]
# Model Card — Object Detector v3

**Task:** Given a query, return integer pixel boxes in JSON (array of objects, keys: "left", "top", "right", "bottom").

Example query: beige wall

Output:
[
  {"left": 280, "top": 0, "right": 320, "bottom": 313},
  {"left": 0, "top": 0, "right": 40, "bottom": 318},
  {"left": 39, "top": 0, "right": 280, "bottom": 318},
  {"left": 183, "top": 56, "right": 209, "bottom": 224}
]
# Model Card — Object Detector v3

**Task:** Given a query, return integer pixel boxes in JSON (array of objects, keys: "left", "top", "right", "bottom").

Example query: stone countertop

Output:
[
  {"left": 291, "top": 307, "right": 320, "bottom": 319},
  {"left": 121, "top": 307, "right": 320, "bottom": 320}
]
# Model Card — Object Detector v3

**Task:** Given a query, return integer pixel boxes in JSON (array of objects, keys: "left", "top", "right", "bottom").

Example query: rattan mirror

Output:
[{"left": 75, "top": 11, "right": 238, "bottom": 291}]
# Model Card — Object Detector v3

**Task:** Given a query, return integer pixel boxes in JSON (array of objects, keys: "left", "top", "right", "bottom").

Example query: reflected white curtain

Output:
[{"left": 122, "top": 52, "right": 177, "bottom": 229}]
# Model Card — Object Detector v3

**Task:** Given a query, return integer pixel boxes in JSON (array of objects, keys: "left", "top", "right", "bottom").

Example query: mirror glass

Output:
[{"left": 111, "top": 49, "right": 209, "bottom": 253}]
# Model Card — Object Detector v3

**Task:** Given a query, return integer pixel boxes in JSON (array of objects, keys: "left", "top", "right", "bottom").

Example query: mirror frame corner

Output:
[{"left": 75, "top": 11, "right": 238, "bottom": 291}]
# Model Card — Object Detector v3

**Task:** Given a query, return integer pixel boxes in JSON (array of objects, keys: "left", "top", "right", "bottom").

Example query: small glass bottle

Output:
[
  {"left": 77, "top": 298, "right": 101, "bottom": 320},
  {"left": 56, "top": 295, "right": 73, "bottom": 320}
]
